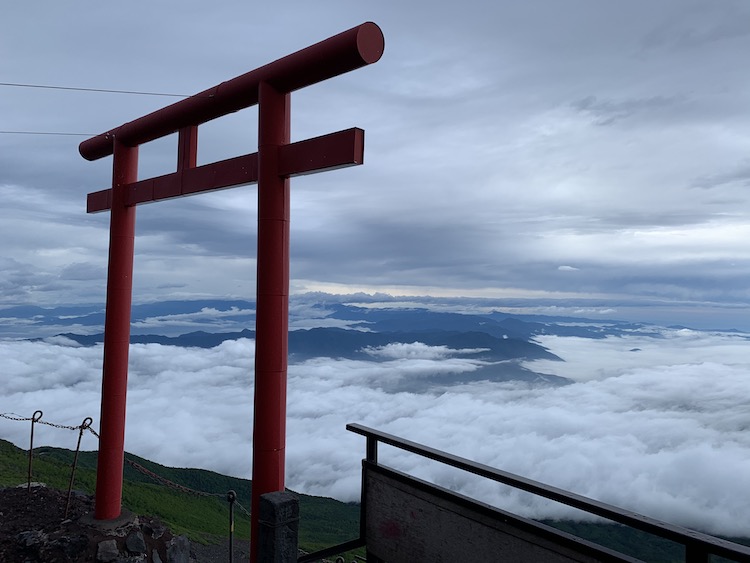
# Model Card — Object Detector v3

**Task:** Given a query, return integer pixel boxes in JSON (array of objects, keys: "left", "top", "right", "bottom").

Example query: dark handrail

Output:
[
  {"left": 297, "top": 538, "right": 365, "bottom": 563},
  {"left": 347, "top": 423, "right": 750, "bottom": 562}
]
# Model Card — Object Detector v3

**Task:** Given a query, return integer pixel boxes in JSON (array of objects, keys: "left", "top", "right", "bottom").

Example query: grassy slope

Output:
[{"left": 0, "top": 439, "right": 359, "bottom": 552}]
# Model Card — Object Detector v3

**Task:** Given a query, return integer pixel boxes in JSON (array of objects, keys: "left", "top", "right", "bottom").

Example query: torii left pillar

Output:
[
  {"left": 79, "top": 22, "right": 384, "bottom": 562},
  {"left": 96, "top": 138, "right": 138, "bottom": 519}
]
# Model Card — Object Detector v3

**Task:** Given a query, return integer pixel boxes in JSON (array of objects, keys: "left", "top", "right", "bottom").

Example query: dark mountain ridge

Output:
[
  {"left": 57, "top": 327, "right": 561, "bottom": 364},
  {"left": 14, "top": 297, "right": 678, "bottom": 389},
  {"left": 24, "top": 298, "right": 652, "bottom": 389}
]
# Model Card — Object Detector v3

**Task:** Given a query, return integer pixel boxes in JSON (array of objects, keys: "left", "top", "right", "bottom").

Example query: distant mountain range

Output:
[
  {"left": 0, "top": 295, "right": 671, "bottom": 390},
  {"left": 59, "top": 326, "right": 570, "bottom": 389},
  {"left": 6, "top": 297, "right": 653, "bottom": 341}
]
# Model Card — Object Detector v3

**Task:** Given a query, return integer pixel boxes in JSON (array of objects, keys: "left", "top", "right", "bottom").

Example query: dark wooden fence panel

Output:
[{"left": 364, "top": 464, "right": 640, "bottom": 563}]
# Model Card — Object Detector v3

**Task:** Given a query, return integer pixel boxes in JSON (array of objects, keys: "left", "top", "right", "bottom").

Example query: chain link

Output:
[
  {"left": 124, "top": 457, "right": 218, "bottom": 497},
  {"left": 0, "top": 412, "right": 34, "bottom": 422},
  {"left": 234, "top": 498, "right": 252, "bottom": 518},
  {"left": 124, "top": 456, "right": 251, "bottom": 518},
  {"left": 0, "top": 412, "right": 98, "bottom": 435},
  {"left": 38, "top": 419, "right": 86, "bottom": 431},
  {"left": 3, "top": 410, "right": 246, "bottom": 516}
]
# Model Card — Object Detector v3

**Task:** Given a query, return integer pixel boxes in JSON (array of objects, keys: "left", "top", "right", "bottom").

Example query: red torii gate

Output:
[{"left": 79, "top": 22, "right": 384, "bottom": 558}]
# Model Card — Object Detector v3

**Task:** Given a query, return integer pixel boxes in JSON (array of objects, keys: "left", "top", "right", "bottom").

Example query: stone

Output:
[
  {"left": 153, "top": 548, "right": 164, "bottom": 563},
  {"left": 15, "top": 529, "right": 46, "bottom": 560},
  {"left": 49, "top": 533, "right": 89, "bottom": 558},
  {"left": 16, "top": 482, "right": 46, "bottom": 489},
  {"left": 143, "top": 521, "right": 167, "bottom": 540},
  {"left": 126, "top": 528, "right": 147, "bottom": 554},
  {"left": 97, "top": 538, "right": 120, "bottom": 562},
  {"left": 16, "top": 529, "right": 47, "bottom": 547},
  {"left": 166, "top": 535, "right": 190, "bottom": 563}
]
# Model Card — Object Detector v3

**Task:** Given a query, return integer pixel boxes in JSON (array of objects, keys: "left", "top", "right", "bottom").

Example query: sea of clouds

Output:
[{"left": 1, "top": 327, "right": 750, "bottom": 537}]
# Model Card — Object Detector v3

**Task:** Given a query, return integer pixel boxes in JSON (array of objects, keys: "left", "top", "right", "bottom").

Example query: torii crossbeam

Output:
[{"left": 79, "top": 22, "right": 384, "bottom": 560}]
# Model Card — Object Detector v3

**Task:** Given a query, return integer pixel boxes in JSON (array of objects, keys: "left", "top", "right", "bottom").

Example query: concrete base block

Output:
[{"left": 258, "top": 491, "right": 300, "bottom": 563}]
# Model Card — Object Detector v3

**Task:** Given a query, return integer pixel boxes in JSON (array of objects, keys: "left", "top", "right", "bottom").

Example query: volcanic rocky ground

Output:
[{"left": 0, "top": 484, "right": 250, "bottom": 562}]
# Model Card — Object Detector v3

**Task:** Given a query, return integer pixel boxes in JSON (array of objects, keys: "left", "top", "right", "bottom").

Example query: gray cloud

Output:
[
  {"left": 691, "top": 161, "right": 750, "bottom": 191},
  {"left": 571, "top": 95, "right": 686, "bottom": 126},
  {"left": 2, "top": 0, "right": 750, "bottom": 324},
  {"left": 642, "top": 2, "right": 750, "bottom": 51}
]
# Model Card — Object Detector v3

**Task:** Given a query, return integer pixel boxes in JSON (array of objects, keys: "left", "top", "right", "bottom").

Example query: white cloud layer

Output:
[{"left": 1, "top": 328, "right": 750, "bottom": 537}]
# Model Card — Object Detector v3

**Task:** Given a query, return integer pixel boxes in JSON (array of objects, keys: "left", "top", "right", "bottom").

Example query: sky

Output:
[
  {"left": 2, "top": 1, "right": 750, "bottom": 329},
  {"left": 1, "top": 327, "right": 749, "bottom": 536},
  {"left": 3, "top": 2, "right": 750, "bottom": 543}
]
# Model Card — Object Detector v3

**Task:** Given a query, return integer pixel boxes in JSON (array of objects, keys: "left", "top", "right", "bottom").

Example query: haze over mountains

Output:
[
  {"left": 6, "top": 294, "right": 661, "bottom": 390},
  {"left": 1, "top": 293, "right": 750, "bottom": 538}
]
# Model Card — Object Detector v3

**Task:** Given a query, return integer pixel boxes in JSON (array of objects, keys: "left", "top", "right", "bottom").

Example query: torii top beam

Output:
[{"left": 80, "top": 22, "right": 384, "bottom": 161}]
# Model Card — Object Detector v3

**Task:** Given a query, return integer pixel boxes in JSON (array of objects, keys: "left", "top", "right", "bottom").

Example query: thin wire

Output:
[
  {"left": 0, "top": 130, "right": 95, "bottom": 136},
  {"left": 0, "top": 81, "right": 191, "bottom": 98}
]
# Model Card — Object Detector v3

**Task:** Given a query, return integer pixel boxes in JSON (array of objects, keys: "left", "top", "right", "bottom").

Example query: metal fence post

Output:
[
  {"left": 65, "top": 417, "right": 93, "bottom": 518},
  {"left": 365, "top": 436, "right": 377, "bottom": 464},
  {"left": 227, "top": 490, "right": 237, "bottom": 563},
  {"left": 27, "top": 410, "right": 43, "bottom": 493}
]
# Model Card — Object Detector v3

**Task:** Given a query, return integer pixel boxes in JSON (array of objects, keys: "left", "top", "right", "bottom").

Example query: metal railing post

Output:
[
  {"left": 227, "top": 490, "right": 236, "bottom": 563},
  {"left": 27, "top": 410, "right": 43, "bottom": 493},
  {"left": 365, "top": 436, "right": 377, "bottom": 464},
  {"left": 65, "top": 417, "right": 93, "bottom": 518}
]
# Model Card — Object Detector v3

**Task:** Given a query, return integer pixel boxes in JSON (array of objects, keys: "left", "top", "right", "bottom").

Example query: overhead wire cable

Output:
[
  {"left": 0, "top": 80, "right": 210, "bottom": 137},
  {"left": 0, "top": 81, "right": 193, "bottom": 98},
  {"left": 0, "top": 130, "right": 95, "bottom": 136}
]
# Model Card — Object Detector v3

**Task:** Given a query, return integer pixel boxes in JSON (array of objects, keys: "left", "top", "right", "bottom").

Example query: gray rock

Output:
[
  {"left": 153, "top": 548, "right": 164, "bottom": 563},
  {"left": 16, "top": 529, "right": 47, "bottom": 547},
  {"left": 97, "top": 538, "right": 120, "bottom": 562},
  {"left": 49, "top": 533, "right": 89, "bottom": 558},
  {"left": 126, "top": 529, "right": 147, "bottom": 554},
  {"left": 16, "top": 481, "right": 46, "bottom": 489},
  {"left": 166, "top": 535, "right": 190, "bottom": 563},
  {"left": 143, "top": 521, "right": 167, "bottom": 540}
]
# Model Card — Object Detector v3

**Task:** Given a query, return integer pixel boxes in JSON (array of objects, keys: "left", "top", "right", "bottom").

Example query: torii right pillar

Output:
[{"left": 253, "top": 79, "right": 291, "bottom": 537}]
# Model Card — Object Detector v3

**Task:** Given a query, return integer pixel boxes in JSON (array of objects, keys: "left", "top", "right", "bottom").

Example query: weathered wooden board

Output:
[{"left": 364, "top": 464, "right": 640, "bottom": 563}]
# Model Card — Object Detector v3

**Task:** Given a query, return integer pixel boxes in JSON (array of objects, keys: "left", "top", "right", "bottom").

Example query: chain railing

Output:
[
  {"left": 1, "top": 409, "right": 252, "bottom": 553},
  {"left": 0, "top": 411, "right": 100, "bottom": 437},
  {"left": 1, "top": 411, "right": 97, "bottom": 494},
  {"left": 122, "top": 455, "right": 251, "bottom": 516}
]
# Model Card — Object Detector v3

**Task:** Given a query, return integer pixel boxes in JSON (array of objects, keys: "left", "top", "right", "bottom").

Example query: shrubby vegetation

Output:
[{"left": 0, "top": 438, "right": 359, "bottom": 552}]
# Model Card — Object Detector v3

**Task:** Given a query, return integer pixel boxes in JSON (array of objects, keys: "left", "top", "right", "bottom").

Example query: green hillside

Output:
[{"left": 0, "top": 438, "right": 359, "bottom": 553}]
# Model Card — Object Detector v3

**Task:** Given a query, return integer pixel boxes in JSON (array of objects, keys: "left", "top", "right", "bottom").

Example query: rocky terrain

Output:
[{"left": 0, "top": 484, "right": 248, "bottom": 562}]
